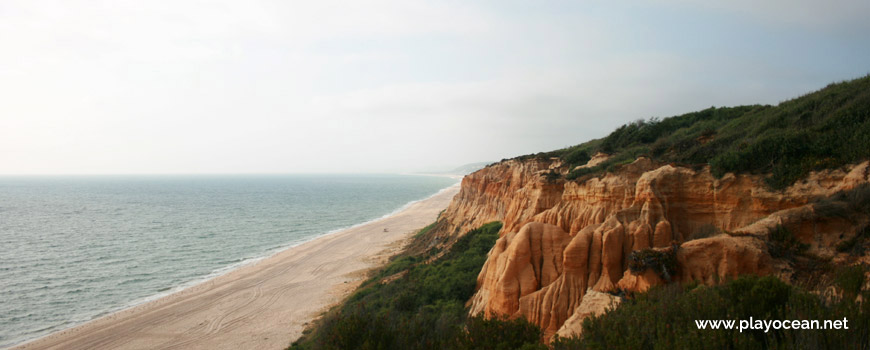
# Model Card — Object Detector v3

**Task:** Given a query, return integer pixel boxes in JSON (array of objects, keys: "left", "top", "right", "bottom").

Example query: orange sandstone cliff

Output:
[{"left": 440, "top": 157, "right": 870, "bottom": 340}]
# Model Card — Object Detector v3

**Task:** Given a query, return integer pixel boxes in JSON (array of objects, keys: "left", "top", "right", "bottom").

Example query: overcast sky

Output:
[{"left": 1, "top": 1, "right": 869, "bottom": 174}]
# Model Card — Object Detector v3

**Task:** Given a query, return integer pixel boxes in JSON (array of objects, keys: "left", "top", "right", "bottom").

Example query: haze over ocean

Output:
[{"left": 0, "top": 174, "right": 457, "bottom": 347}]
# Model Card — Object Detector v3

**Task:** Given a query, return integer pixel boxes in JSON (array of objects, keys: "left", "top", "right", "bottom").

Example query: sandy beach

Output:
[{"left": 13, "top": 183, "right": 460, "bottom": 350}]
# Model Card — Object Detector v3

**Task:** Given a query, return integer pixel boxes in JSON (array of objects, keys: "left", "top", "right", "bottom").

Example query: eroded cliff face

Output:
[
  {"left": 442, "top": 159, "right": 564, "bottom": 236},
  {"left": 447, "top": 158, "right": 870, "bottom": 340}
]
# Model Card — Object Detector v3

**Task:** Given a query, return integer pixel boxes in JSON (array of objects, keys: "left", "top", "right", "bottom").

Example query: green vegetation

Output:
[
  {"left": 627, "top": 246, "right": 678, "bottom": 282},
  {"left": 835, "top": 225, "right": 869, "bottom": 255},
  {"left": 413, "top": 220, "right": 438, "bottom": 238},
  {"left": 553, "top": 273, "right": 869, "bottom": 350},
  {"left": 290, "top": 221, "right": 546, "bottom": 350},
  {"left": 811, "top": 183, "right": 870, "bottom": 255},
  {"left": 457, "top": 315, "right": 547, "bottom": 350},
  {"left": 815, "top": 183, "right": 870, "bottom": 220},
  {"left": 563, "top": 148, "right": 591, "bottom": 166},
  {"left": 533, "top": 75, "right": 870, "bottom": 189},
  {"left": 766, "top": 225, "right": 809, "bottom": 259},
  {"left": 290, "top": 77, "right": 870, "bottom": 349},
  {"left": 835, "top": 265, "right": 867, "bottom": 300}
]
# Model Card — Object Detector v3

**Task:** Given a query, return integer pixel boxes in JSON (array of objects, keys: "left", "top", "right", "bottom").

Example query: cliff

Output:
[{"left": 445, "top": 157, "right": 870, "bottom": 340}]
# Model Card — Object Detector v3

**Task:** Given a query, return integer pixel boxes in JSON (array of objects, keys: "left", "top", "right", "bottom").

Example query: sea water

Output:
[{"left": 0, "top": 174, "right": 457, "bottom": 347}]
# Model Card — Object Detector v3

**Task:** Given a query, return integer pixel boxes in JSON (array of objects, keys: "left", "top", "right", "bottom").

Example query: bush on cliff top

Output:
[
  {"left": 627, "top": 246, "right": 678, "bottom": 282},
  {"left": 531, "top": 75, "right": 870, "bottom": 189},
  {"left": 553, "top": 273, "right": 870, "bottom": 350}
]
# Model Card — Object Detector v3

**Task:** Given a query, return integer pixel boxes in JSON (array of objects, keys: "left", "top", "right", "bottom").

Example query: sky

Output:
[{"left": 1, "top": 0, "right": 869, "bottom": 174}]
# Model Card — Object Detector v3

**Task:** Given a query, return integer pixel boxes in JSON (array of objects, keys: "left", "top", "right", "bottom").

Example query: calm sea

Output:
[{"left": 0, "top": 174, "right": 457, "bottom": 347}]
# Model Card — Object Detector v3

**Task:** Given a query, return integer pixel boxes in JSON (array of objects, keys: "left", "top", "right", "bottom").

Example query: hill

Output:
[
  {"left": 519, "top": 75, "right": 870, "bottom": 189},
  {"left": 291, "top": 75, "right": 870, "bottom": 350}
]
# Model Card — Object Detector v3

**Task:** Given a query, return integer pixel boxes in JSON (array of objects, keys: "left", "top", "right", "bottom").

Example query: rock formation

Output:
[
  {"left": 445, "top": 157, "right": 870, "bottom": 340},
  {"left": 554, "top": 290, "right": 620, "bottom": 339}
]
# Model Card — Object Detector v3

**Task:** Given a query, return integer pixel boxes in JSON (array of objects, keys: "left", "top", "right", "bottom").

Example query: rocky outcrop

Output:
[
  {"left": 573, "top": 152, "right": 610, "bottom": 171},
  {"left": 449, "top": 157, "right": 870, "bottom": 340},
  {"left": 676, "top": 235, "right": 772, "bottom": 284},
  {"left": 554, "top": 290, "right": 620, "bottom": 339},
  {"left": 442, "top": 159, "right": 564, "bottom": 236}
]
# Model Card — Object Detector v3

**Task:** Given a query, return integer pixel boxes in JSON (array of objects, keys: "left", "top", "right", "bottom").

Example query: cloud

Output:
[{"left": 0, "top": 1, "right": 868, "bottom": 174}]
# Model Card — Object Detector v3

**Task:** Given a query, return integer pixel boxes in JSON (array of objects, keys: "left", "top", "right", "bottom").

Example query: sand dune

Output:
[{"left": 14, "top": 184, "right": 460, "bottom": 350}]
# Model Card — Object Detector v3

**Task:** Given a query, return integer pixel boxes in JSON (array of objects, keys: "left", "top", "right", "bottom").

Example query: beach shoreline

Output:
[{"left": 12, "top": 182, "right": 460, "bottom": 350}]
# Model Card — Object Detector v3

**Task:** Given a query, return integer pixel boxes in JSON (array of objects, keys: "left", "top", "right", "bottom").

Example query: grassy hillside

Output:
[
  {"left": 289, "top": 221, "right": 547, "bottom": 350},
  {"left": 553, "top": 271, "right": 869, "bottom": 350},
  {"left": 519, "top": 75, "right": 870, "bottom": 189}
]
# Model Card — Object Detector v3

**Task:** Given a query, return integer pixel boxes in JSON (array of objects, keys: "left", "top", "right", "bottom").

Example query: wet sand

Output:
[{"left": 14, "top": 183, "right": 460, "bottom": 350}]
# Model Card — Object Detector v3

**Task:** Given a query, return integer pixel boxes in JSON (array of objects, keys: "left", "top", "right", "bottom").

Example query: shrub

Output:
[
  {"left": 767, "top": 225, "right": 808, "bottom": 259},
  {"left": 514, "top": 75, "right": 870, "bottom": 190},
  {"left": 555, "top": 275, "right": 870, "bottom": 350},
  {"left": 565, "top": 165, "right": 603, "bottom": 180},
  {"left": 457, "top": 315, "right": 546, "bottom": 350},
  {"left": 835, "top": 264, "right": 867, "bottom": 299},
  {"left": 628, "top": 246, "right": 678, "bottom": 282},
  {"left": 544, "top": 169, "right": 561, "bottom": 182},
  {"left": 562, "top": 148, "right": 591, "bottom": 167},
  {"left": 290, "top": 222, "right": 546, "bottom": 350},
  {"left": 836, "top": 225, "right": 870, "bottom": 255},
  {"left": 817, "top": 184, "right": 870, "bottom": 219}
]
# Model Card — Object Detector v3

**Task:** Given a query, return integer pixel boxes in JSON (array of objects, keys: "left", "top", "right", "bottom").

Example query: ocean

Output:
[{"left": 0, "top": 174, "right": 457, "bottom": 347}]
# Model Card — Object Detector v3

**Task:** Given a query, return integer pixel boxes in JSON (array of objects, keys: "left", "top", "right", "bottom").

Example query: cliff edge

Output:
[{"left": 442, "top": 157, "right": 869, "bottom": 340}]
